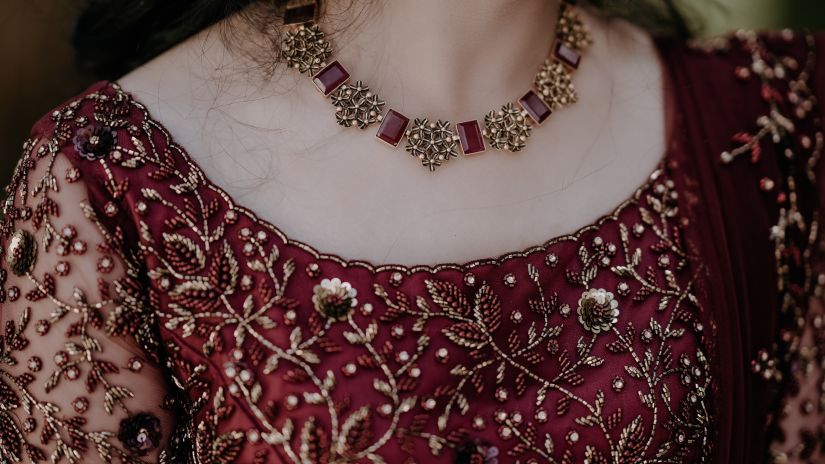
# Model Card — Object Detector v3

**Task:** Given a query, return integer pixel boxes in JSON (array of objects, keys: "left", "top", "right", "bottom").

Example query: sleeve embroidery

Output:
[{"left": 0, "top": 93, "right": 168, "bottom": 463}]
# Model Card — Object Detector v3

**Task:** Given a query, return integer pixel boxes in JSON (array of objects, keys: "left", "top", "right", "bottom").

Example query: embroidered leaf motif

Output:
[
  {"left": 208, "top": 430, "right": 244, "bottom": 463},
  {"left": 606, "top": 409, "right": 623, "bottom": 430},
  {"left": 616, "top": 416, "right": 646, "bottom": 461},
  {"left": 102, "top": 386, "right": 133, "bottom": 415},
  {"left": 341, "top": 406, "right": 373, "bottom": 453},
  {"left": 556, "top": 395, "right": 572, "bottom": 416},
  {"left": 442, "top": 322, "right": 488, "bottom": 350},
  {"left": 300, "top": 417, "right": 329, "bottom": 464},
  {"left": 0, "top": 378, "right": 20, "bottom": 411},
  {"left": 472, "top": 283, "right": 502, "bottom": 333},
  {"left": 304, "top": 392, "right": 324, "bottom": 405},
  {"left": 544, "top": 433, "right": 554, "bottom": 455},
  {"left": 425, "top": 280, "right": 470, "bottom": 315},
  {"left": 0, "top": 412, "right": 22, "bottom": 461},
  {"left": 373, "top": 379, "right": 392, "bottom": 397},
  {"left": 576, "top": 414, "right": 599, "bottom": 427},
  {"left": 625, "top": 365, "right": 644, "bottom": 379},
  {"left": 247, "top": 259, "right": 267, "bottom": 273},
  {"left": 163, "top": 233, "right": 206, "bottom": 274}
]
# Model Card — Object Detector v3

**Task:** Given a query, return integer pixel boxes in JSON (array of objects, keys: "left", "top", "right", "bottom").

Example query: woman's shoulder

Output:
[
  {"left": 1, "top": 82, "right": 176, "bottom": 464},
  {"left": 13, "top": 81, "right": 136, "bottom": 209},
  {"left": 6, "top": 80, "right": 158, "bottom": 250},
  {"left": 25, "top": 79, "right": 134, "bottom": 165}
]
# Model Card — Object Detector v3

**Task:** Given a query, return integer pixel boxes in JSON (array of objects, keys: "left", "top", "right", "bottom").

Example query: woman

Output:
[{"left": 0, "top": 0, "right": 823, "bottom": 462}]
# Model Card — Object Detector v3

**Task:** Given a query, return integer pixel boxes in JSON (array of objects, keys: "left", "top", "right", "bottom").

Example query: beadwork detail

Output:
[
  {"left": 6, "top": 229, "right": 37, "bottom": 276},
  {"left": 576, "top": 288, "right": 620, "bottom": 334},
  {"left": 1, "top": 81, "right": 723, "bottom": 462},
  {"left": 312, "top": 277, "right": 358, "bottom": 320}
]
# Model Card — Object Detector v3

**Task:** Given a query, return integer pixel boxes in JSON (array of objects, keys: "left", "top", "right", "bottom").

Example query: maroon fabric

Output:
[
  {"left": 22, "top": 32, "right": 824, "bottom": 463},
  {"left": 656, "top": 32, "right": 825, "bottom": 463}
]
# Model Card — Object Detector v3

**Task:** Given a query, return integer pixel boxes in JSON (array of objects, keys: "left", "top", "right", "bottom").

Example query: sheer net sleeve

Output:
[{"left": 0, "top": 124, "right": 172, "bottom": 462}]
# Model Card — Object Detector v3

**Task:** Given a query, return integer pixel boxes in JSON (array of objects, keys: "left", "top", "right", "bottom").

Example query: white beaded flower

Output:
[
  {"left": 576, "top": 288, "right": 620, "bottom": 334},
  {"left": 312, "top": 277, "right": 358, "bottom": 320}
]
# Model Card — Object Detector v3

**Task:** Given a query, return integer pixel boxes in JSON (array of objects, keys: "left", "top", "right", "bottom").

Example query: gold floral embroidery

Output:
[
  {"left": 313, "top": 277, "right": 359, "bottom": 320},
  {"left": 576, "top": 288, "right": 619, "bottom": 334},
  {"left": 365, "top": 171, "right": 713, "bottom": 462},
  {"left": 1, "top": 80, "right": 718, "bottom": 463},
  {"left": 1, "top": 131, "right": 161, "bottom": 461}
]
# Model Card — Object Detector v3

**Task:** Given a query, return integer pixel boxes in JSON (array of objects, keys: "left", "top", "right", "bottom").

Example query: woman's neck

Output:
[{"left": 320, "top": 0, "right": 562, "bottom": 119}]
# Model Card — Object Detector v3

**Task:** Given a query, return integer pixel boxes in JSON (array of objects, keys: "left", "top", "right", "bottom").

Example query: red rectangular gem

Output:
[
  {"left": 376, "top": 109, "right": 410, "bottom": 147},
  {"left": 313, "top": 61, "right": 350, "bottom": 96},
  {"left": 519, "top": 90, "right": 552, "bottom": 124},
  {"left": 456, "top": 120, "right": 486, "bottom": 155},
  {"left": 555, "top": 42, "right": 581, "bottom": 69}
]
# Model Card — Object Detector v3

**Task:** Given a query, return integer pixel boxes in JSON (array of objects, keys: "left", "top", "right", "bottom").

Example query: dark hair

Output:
[{"left": 73, "top": 0, "right": 702, "bottom": 79}]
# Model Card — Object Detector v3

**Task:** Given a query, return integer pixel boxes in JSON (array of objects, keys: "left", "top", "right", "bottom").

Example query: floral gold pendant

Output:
[
  {"left": 484, "top": 103, "right": 532, "bottom": 153},
  {"left": 405, "top": 119, "right": 459, "bottom": 171},
  {"left": 331, "top": 81, "right": 386, "bottom": 129}
]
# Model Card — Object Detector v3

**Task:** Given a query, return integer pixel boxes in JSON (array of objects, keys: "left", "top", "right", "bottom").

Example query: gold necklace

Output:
[{"left": 281, "top": 1, "right": 591, "bottom": 172}]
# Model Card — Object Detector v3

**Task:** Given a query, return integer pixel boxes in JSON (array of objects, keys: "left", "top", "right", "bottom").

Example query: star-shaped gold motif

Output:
[
  {"left": 483, "top": 103, "right": 532, "bottom": 152},
  {"left": 405, "top": 119, "right": 459, "bottom": 171}
]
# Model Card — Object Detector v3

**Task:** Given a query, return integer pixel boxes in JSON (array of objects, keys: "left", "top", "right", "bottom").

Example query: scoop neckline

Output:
[{"left": 107, "top": 39, "right": 676, "bottom": 275}]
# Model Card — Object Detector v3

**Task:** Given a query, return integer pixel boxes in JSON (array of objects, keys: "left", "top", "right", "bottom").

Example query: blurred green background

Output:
[
  {"left": 1, "top": 0, "right": 824, "bottom": 185},
  {"left": 704, "top": 0, "right": 825, "bottom": 34}
]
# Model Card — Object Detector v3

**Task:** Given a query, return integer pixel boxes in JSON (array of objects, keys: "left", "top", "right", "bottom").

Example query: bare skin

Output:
[{"left": 118, "top": 0, "right": 666, "bottom": 267}]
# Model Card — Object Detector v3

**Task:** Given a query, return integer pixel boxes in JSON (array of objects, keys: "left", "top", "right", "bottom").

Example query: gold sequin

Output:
[{"left": 6, "top": 229, "right": 37, "bottom": 276}]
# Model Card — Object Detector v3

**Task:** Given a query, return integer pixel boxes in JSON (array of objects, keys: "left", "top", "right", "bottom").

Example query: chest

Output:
[
  {"left": 176, "top": 88, "right": 666, "bottom": 268},
  {"left": 133, "top": 150, "right": 714, "bottom": 461}
]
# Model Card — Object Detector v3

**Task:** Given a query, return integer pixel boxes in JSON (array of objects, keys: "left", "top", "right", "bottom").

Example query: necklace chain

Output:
[{"left": 281, "top": 2, "right": 591, "bottom": 172}]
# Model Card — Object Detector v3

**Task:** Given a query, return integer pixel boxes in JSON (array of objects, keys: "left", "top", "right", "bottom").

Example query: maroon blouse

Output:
[{"left": 1, "top": 31, "right": 824, "bottom": 464}]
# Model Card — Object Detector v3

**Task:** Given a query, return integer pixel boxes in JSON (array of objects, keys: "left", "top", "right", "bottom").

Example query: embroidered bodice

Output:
[{"left": 1, "top": 32, "right": 824, "bottom": 464}]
